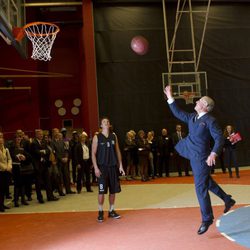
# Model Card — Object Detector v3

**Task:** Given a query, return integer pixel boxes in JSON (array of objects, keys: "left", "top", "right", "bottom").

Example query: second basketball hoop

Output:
[{"left": 182, "top": 91, "right": 195, "bottom": 105}]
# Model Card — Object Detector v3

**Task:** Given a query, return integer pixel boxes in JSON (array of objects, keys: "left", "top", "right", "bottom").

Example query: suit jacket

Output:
[
  {"left": 75, "top": 142, "right": 91, "bottom": 166},
  {"left": 157, "top": 135, "right": 173, "bottom": 156},
  {"left": 172, "top": 131, "right": 186, "bottom": 146},
  {"left": 30, "top": 138, "right": 50, "bottom": 168},
  {"left": 169, "top": 101, "right": 223, "bottom": 160},
  {"left": 51, "top": 139, "right": 68, "bottom": 161}
]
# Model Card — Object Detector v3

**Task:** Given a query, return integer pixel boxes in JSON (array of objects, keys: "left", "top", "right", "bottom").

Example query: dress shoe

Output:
[
  {"left": 87, "top": 189, "right": 93, "bottom": 192},
  {"left": 38, "top": 199, "right": 45, "bottom": 204},
  {"left": 224, "top": 198, "right": 236, "bottom": 213},
  {"left": 59, "top": 192, "right": 65, "bottom": 196},
  {"left": 48, "top": 197, "right": 59, "bottom": 201},
  {"left": 67, "top": 190, "right": 76, "bottom": 194},
  {"left": 21, "top": 200, "right": 29, "bottom": 205},
  {"left": 27, "top": 197, "right": 32, "bottom": 201},
  {"left": 14, "top": 202, "right": 20, "bottom": 207},
  {"left": 197, "top": 221, "right": 213, "bottom": 235},
  {"left": 3, "top": 205, "right": 10, "bottom": 209}
]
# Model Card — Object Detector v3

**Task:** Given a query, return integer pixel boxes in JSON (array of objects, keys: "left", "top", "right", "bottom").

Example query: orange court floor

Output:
[{"left": 1, "top": 168, "right": 250, "bottom": 250}]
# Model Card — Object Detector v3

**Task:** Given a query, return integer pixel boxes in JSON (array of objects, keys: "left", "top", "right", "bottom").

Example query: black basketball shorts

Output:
[{"left": 98, "top": 165, "right": 121, "bottom": 194}]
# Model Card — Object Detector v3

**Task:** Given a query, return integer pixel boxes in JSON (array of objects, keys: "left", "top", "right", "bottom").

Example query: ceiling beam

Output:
[{"left": 23, "top": 2, "right": 82, "bottom": 7}]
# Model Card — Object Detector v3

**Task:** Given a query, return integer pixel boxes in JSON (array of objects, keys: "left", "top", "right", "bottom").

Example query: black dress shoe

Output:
[
  {"left": 59, "top": 192, "right": 65, "bottom": 196},
  {"left": 67, "top": 191, "right": 76, "bottom": 194},
  {"left": 21, "top": 200, "right": 29, "bottom": 205},
  {"left": 87, "top": 189, "right": 93, "bottom": 192},
  {"left": 48, "top": 197, "right": 59, "bottom": 201},
  {"left": 3, "top": 205, "right": 10, "bottom": 209},
  {"left": 197, "top": 221, "right": 213, "bottom": 235},
  {"left": 38, "top": 199, "right": 45, "bottom": 204},
  {"left": 224, "top": 198, "right": 236, "bottom": 213}
]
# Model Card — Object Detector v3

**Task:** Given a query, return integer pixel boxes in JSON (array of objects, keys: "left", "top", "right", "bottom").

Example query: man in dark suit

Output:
[
  {"left": 157, "top": 128, "right": 173, "bottom": 177},
  {"left": 30, "top": 129, "right": 59, "bottom": 203},
  {"left": 172, "top": 124, "right": 190, "bottom": 177},
  {"left": 164, "top": 86, "right": 235, "bottom": 235}
]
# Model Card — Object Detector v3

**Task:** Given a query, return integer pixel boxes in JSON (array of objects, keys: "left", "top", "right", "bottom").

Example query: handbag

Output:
[{"left": 229, "top": 132, "right": 242, "bottom": 145}]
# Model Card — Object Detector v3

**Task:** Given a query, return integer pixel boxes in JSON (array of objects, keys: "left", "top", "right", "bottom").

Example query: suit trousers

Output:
[
  {"left": 0, "top": 171, "right": 9, "bottom": 209},
  {"left": 76, "top": 160, "right": 91, "bottom": 192},
  {"left": 190, "top": 158, "right": 231, "bottom": 222},
  {"left": 34, "top": 162, "right": 54, "bottom": 201},
  {"left": 224, "top": 148, "right": 239, "bottom": 176},
  {"left": 173, "top": 152, "right": 189, "bottom": 176},
  {"left": 57, "top": 160, "right": 71, "bottom": 193},
  {"left": 158, "top": 155, "right": 170, "bottom": 177}
]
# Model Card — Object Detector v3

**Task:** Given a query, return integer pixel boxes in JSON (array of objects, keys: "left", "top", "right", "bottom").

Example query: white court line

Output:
[
  {"left": 224, "top": 210, "right": 235, "bottom": 215},
  {"left": 221, "top": 232, "right": 235, "bottom": 242},
  {"left": 216, "top": 219, "right": 220, "bottom": 227}
]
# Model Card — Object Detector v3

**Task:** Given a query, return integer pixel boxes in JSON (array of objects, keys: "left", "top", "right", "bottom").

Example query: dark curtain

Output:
[{"left": 94, "top": 3, "right": 250, "bottom": 167}]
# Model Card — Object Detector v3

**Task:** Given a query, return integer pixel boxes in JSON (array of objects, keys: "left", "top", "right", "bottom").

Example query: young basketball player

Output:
[{"left": 92, "top": 117, "right": 125, "bottom": 222}]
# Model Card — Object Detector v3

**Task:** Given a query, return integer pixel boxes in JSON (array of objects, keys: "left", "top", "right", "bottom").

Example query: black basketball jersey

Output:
[{"left": 96, "top": 132, "right": 118, "bottom": 166}]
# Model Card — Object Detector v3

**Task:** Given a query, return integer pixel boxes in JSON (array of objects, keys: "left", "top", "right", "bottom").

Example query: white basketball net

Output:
[{"left": 24, "top": 22, "right": 60, "bottom": 61}]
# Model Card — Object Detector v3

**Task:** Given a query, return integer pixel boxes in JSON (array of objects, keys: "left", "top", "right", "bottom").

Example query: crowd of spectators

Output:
[
  {"left": 123, "top": 125, "right": 190, "bottom": 181},
  {"left": 0, "top": 128, "right": 93, "bottom": 212},
  {"left": 0, "top": 122, "right": 237, "bottom": 212}
]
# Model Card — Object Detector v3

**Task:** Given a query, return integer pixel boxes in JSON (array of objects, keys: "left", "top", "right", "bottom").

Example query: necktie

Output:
[{"left": 178, "top": 132, "right": 182, "bottom": 140}]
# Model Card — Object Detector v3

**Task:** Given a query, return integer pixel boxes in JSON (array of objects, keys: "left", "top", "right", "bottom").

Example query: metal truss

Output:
[{"left": 162, "top": 0, "right": 211, "bottom": 99}]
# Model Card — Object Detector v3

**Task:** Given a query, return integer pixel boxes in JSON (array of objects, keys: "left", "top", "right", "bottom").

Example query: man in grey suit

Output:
[{"left": 164, "top": 86, "right": 235, "bottom": 235}]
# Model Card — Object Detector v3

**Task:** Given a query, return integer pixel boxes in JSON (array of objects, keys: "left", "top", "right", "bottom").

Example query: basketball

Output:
[{"left": 130, "top": 36, "right": 149, "bottom": 55}]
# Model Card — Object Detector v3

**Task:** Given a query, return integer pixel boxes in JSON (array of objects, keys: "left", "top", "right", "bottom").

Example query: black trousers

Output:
[
  {"left": 12, "top": 164, "right": 26, "bottom": 203},
  {"left": 57, "top": 160, "right": 71, "bottom": 193},
  {"left": 34, "top": 162, "right": 54, "bottom": 201},
  {"left": 173, "top": 152, "right": 189, "bottom": 176},
  {"left": 224, "top": 148, "right": 239, "bottom": 176},
  {"left": 158, "top": 155, "right": 170, "bottom": 177},
  {"left": 71, "top": 161, "right": 77, "bottom": 184},
  {"left": 0, "top": 171, "right": 9, "bottom": 209},
  {"left": 77, "top": 160, "right": 91, "bottom": 192},
  {"left": 49, "top": 164, "right": 64, "bottom": 195}
]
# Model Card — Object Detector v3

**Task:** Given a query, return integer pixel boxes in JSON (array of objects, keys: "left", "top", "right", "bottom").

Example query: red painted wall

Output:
[
  {"left": 0, "top": 2, "right": 99, "bottom": 139},
  {"left": 0, "top": 21, "right": 83, "bottom": 139}
]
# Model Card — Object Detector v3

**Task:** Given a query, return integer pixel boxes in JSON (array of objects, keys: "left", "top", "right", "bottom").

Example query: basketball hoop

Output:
[
  {"left": 22, "top": 22, "right": 60, "bottom": 61},
  {"left": 182, "top": 91, "right": 195, "bottom": 104}
]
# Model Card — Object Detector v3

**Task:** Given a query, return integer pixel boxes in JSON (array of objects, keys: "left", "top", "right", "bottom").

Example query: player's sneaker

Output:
[
  {"left": 97, "top": 211, "right": 104, "bottom": 222},
  {"left": 108, "top": 210, "right": 121, "bottom": 219}
]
